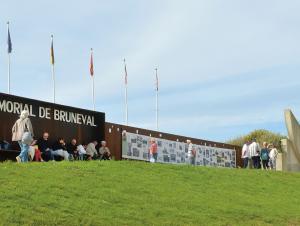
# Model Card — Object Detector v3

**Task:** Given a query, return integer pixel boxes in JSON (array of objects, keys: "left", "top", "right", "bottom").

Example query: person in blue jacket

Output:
[{"left": 260, "top": 142, "right": 269, "bottom": 170}]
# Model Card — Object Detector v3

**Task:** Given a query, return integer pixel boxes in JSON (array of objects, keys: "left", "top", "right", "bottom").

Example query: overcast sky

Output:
[{"left": 1, "top": 0, "right": 300, "bottom": 142}]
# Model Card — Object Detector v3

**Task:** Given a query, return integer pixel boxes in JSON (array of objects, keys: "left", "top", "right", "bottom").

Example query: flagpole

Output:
[
  {"left": 52, "top": 63, "right": 55, "bottom": 103},
  {"left": 155, "top": 68, "right": 159, "bottom": 131},
  {"left": 91, "top": 48, "right": 95, "bottom": 111},
  {"left": 8, "top": 52, "right": 11, "bottom": 94},
  {"left": 51, "top": 35, "right": 56, "bottom": 103},
  {"left": 7, "top": 22, "right": 11, "bottom": 94},
  {"left": 92, "top": 74, "right": 95, "bottom": 111},
  {"left": 124, "top": 59, "right": 128, "bottom": 125}
]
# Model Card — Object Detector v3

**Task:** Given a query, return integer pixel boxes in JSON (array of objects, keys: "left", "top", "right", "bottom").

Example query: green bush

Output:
[{"left": 227, "top": 129, "right": 286, "bottom": 151}]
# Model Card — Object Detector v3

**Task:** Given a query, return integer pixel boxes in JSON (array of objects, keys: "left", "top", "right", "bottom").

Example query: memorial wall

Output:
[{"left": 0, "top": 92, "right": 105, "bottom": 150}]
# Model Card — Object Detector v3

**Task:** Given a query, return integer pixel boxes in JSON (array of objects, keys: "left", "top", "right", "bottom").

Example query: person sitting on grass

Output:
[
  {"left": 37, "top": 132, "right": 54, "bottom": 161},
  {"left": 86, "top": 141, "right": 98, "bottom": 160},
  {"left": 52, "top": 137, "right": 70, "bottom": 161},
  {"left": 67, "top": 139, "right": 78, "bottom": 160},
  {"left": 77, "top": 143, "right": 87, "bottom": 160},
  {"left": 99, "top": 141, "right": 111, "bottom": 160},
  {"left": 28, "top": 140, "right": 43, "bottom": 162}
]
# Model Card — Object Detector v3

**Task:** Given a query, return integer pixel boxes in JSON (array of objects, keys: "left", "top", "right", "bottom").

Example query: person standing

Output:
[
  {"left": 249, "top": 138, "right": 260, "bottom": 169},
  {"left": 187, "top": 140, "right": 196, "bottom": 165},
  {"left": 260, "top": 142, "right": 269, "bottom": 170},
  {"left": 241, "top": 141, "right": 251, "bottom": 168},
  {"left": 149, "top": 138, "right": 158, "bottom": 162},
  {"left": 12, "top": 110, "right": 34, "bottom": 163},
  {"left": 269, "top": 144, "right": 278, "bottom": 170}
]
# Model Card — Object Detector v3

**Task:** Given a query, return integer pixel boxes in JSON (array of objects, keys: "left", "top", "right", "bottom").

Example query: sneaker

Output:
[{"left": 16, "top": 156, "right": 21, "bottom": 163}]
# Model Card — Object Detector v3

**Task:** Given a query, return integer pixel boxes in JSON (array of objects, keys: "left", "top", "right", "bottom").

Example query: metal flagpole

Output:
[
  {"left": 124, "top": 59, "right": 128, "bottom": 125},
  {"left": 8, "top": 52, "right": 11, "bottom": 94},
  {"left": 92, "top": 74, "right": 95, "bottom": 111},
  {"left": 7, "top": 22, "right": 11, "bottom": 94},
  {"left": 52, "top": 64, "right": 55, "bottom": 103},
  {"left": 155, "top": 68, "right": 159, "bottom": 131},
  {"left": 51, "top": 35, "right": 56, "bottom": 103}
]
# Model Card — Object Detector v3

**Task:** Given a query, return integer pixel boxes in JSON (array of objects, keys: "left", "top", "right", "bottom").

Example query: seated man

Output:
[
  {"left": 52, "top": 138, "right": 70, "bottom": 161},
  {"left": 85, "top": 141, "right": 98, "bottom": 160},
  {"left": 99, "top": 141, "right": 111, "bottom": 160},
  {"left": 77, "top": 143, "right": 87, "bottom": 160},
  {"left": 66, "top": 139, "right": 78, "bottom": 160},
  {"left": 37, "top": 132, "right": 54, "bottom": 161}
]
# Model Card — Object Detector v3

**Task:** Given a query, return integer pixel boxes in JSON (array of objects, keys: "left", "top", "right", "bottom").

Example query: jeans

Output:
[
  {"left": 252, "top": 156, "right": 260, "bottom": 169},
  {"left": 42, "top": 150, "right": 55, "bottom": 161},
  {"left": 153, "top": 153, "right": 158, "bottom": 162},
  {"left": 190, "top": 156, "right": 196, "bottom": 165},
  {"left": 18, "top": 141, "right": 29, "bottom": 162},
  {"left": 78, "top": 154, "right": 85, "bottom": 160},
  {"left": 52, "top": 149, "right": 69, "bottom": 161},
  {"left": 270, "top": 158, "right": 276, "bottom": 170},
  {"left": 242, "top": 157, "right": 249, "bottom": 168}
]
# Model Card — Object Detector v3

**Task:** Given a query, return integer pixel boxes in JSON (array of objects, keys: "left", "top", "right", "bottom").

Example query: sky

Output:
[{"left": 1, "top": 0, "right": 300, "bottom": 142}]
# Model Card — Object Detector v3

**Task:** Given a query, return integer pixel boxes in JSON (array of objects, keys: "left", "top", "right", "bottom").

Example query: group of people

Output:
[
  {"left": 11, "top": 110, "right": 111, "bottom": 163},
  {"left": 148, "top": 138, "right": 196, "bottom": 165},
  {"left": 241, "top": 138, "right": 279, "bottom": 170},
  {"left": 16, "top": 132, "right": 111, "bottom": 163}
]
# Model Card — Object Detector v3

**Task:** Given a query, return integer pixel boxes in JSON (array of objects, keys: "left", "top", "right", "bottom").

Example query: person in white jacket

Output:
[
  {"left": 241, "top": 141, "right": 251, "bottom": 168},
  {"left": 268, "top": 144, "right": 278, "bottom": 170},
  {"left": 249, "top": 138, "right": 261, "bottom": 169},
  {"left": 12, "top": 110, "right": 34, "bottom": 163}
]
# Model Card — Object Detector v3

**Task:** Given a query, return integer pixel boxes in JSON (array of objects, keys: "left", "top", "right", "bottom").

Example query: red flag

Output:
[{"left": 90, "top": 49, "right": 94, "bottom": 76}]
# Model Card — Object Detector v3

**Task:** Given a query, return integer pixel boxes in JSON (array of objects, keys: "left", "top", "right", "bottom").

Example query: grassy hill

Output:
[{"left": 0, "top": 161, "right": 300, "bottom": 226}]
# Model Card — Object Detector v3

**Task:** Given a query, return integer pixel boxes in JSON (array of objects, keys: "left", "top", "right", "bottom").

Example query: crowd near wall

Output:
[
  {"left": 0, "top": 93, "right": 242, "bottom": 167},
  {"left": 0, "top": 93, "right": 105, "bottom": 150}
]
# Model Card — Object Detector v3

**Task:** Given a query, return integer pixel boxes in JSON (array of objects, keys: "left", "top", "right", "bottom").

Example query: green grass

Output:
[{"left": 0, "top": 161, "right": 300, "bottom": 226}]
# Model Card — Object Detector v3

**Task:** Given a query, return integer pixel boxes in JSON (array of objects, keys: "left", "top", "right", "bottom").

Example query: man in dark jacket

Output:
[
  {"left": 66, "top": 139, "right": 78, "bottom": 160},
  {"left": 52, "top": 138, "right": 69, "bottom": 161},
  {"left": 37, "top": 132, "right": 54, "bottom": 161}
]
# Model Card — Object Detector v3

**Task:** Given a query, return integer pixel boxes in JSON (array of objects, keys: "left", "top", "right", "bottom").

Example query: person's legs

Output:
[
  {"left": 43, "top": 151, "right": 52, "bottom": 161},
  {"left": 270, "top": 158, "right": 276, "bottom": 170},
  {"left": 243, "top": 158, "right": 249, "bottom": 168},
  {"left": 153, "top": 153, "right": 158, "bottom": 162},
  {"left": 262, "top": 160, "right": 267, "bottom": 169},
  {"left": 257, "top": 157, "right": 262, "bottom": 169},
  {"left": 191, "top": 157, "right": 195, "bottom": 165},
  {"left": 252, "top": 156, "right": 257, "bottom": 168},
  {"left": 16, "top": 141, "right": 22, "bottom": 163},
  {"left": 251, "top": 156, "right": 256, "bottom": 169},
  {"left": 18, "top": 142, "right": 29, "bottom": 162},
  {"left": 63, "top": 151, "right": 69, "bottom": 161}
]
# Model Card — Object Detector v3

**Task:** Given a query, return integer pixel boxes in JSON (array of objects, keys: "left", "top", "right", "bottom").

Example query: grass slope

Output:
[{"left": 0, "top": 161, "right": 300, "bottom": 226}]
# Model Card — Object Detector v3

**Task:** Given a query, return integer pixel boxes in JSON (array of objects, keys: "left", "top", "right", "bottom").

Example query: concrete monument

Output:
[{"left": 280, "top": 109, "right": 300, "bottom": 172}]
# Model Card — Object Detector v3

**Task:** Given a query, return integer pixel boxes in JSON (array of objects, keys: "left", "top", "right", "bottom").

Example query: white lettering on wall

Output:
[{"left": 0, "top": 99, "right": 97, "bottom": 127}]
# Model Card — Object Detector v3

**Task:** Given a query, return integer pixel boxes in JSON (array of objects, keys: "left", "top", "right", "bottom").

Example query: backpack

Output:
[{"left": 262, "top": 150, "right": 268, "bottom": 160}]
